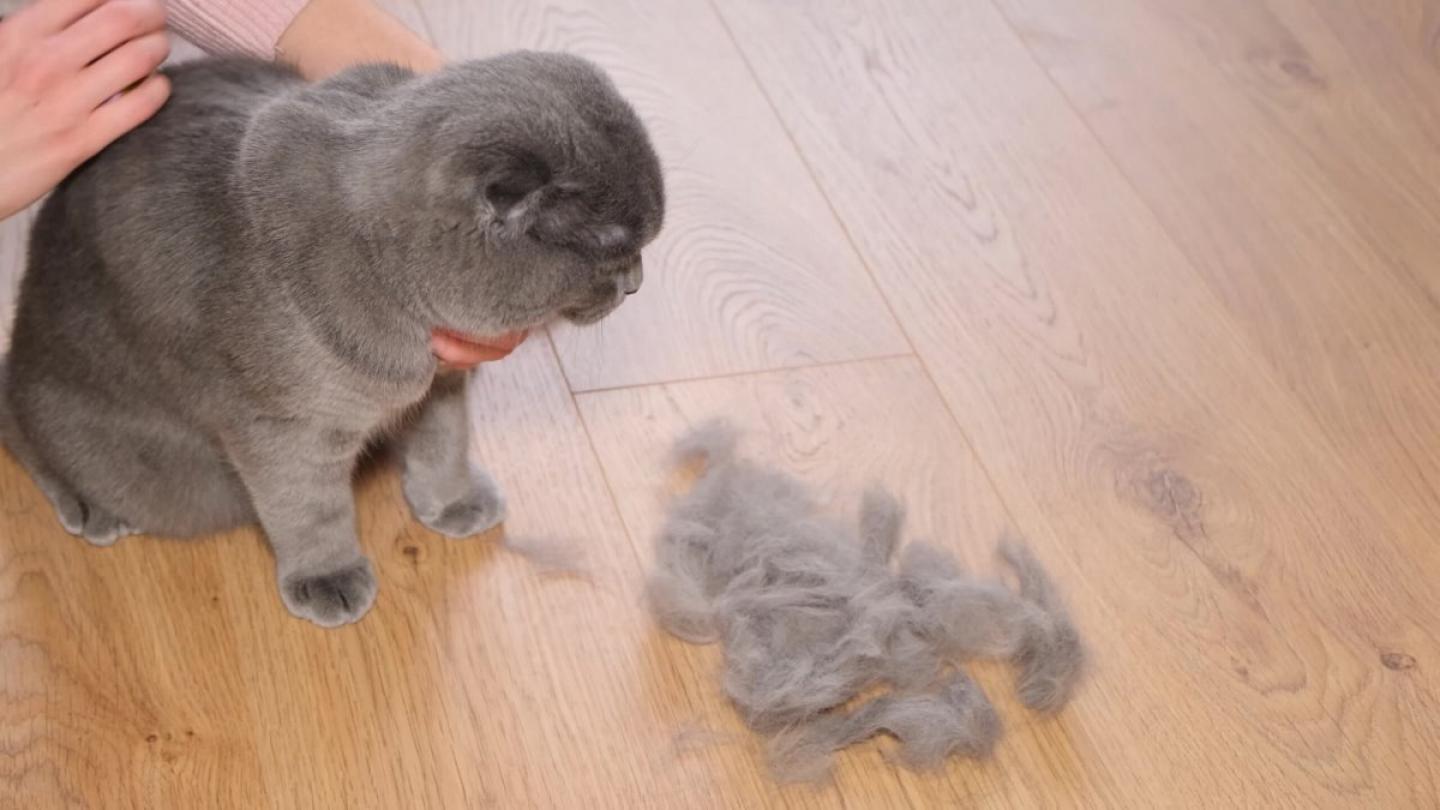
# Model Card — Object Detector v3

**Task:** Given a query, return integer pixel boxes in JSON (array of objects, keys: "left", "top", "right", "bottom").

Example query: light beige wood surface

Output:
[
  {"left": 712, "top": 1, "right": 1439, "bottom": 805},
  {"left": 996, "top": 0, "right": 1440, "bottom": 615},
  {"left": 2, "top": 0, "right": 1437, "bottom": 807}
]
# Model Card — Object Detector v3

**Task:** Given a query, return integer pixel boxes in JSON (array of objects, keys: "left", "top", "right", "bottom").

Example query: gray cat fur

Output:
[
  {"left": 648, "top": 421, "right": 1085, "bottom": 780},
  {"left": 0, "top": 53, "right": 664, "bottom": 627}
]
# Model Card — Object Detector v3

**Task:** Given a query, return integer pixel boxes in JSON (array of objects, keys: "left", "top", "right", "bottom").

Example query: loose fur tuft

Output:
[
  {"left": 859, "top": 487, "right": 905, "bottom": 564},
  {"left": 648, "top": 421, "right": 1086, "bottom": 780},
  {"left": 766, "top": 671, "right": 1002, "bottom": 783},
  {"left": 668, "top": 418, "right": 740, "bottom": 470},
  {"left": 998, "top": 538, "right": 1087, "bottom": 711}
]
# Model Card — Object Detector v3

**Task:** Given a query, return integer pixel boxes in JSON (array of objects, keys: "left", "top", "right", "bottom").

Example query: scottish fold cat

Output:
[{"left": 0, "top": 52, "right": 664, "bottom": 626}]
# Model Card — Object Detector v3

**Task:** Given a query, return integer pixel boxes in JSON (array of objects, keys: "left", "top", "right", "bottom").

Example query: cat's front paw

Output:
[
  {"left": 53, "top": 495, "right": 136, "bottom": 547},
  {"left": 279, "top": 560, "right": 377, "bottom": 627},
  {"left": 403, "top": 466, "right": 506, "bottom": 539}
]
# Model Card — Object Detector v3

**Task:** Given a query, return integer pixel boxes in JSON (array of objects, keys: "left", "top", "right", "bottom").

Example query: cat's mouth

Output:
[
  {"left": 430, "top": 290, "right": 624, "bottom": 368},
  {"left": 560, "top": 296, "right": 624, "bottom": 325},
  {"left": 430, "top": 328, "right": 528, "bottom": 368}
]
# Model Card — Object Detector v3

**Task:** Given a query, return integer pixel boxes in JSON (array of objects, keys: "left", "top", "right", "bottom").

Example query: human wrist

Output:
[{"left": 275, "top": 0, "right": 443, "bottom": 80}]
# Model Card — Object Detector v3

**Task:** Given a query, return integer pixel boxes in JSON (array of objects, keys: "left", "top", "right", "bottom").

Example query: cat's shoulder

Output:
[
  {"left": 160, "top": 57, "right": 416, "bottom": 99},
  {"left": 322, "top": 63, "right": 417, "bottom": 96},
  {"left": 162, "top": 57, "right": 302, "bottom": 92},
  {"left": 150, "top": 57, "right": 303, "bottom": 125}
]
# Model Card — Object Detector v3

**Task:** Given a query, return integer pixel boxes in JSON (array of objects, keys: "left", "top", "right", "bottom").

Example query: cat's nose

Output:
[{"left": 622, "top": 259, "right": 644, "bottom": 296}]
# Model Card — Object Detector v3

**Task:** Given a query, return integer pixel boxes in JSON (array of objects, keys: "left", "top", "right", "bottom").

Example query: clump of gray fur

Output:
[{"left": 647, "top": 421, "right": 1085, "bottom": 781}]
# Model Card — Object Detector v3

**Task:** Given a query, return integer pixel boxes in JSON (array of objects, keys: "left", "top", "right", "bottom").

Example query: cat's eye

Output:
[{"left": 485, "top": 181, "right": 530, "bottom": 213}]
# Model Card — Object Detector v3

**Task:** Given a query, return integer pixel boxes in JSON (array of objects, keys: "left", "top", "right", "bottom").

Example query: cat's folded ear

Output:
[
  {"left": 481, "top": 150, "right": 553, "bottom": 225},
  {"left": 481, "top": 152, "right": 632, "bottom": 257}
]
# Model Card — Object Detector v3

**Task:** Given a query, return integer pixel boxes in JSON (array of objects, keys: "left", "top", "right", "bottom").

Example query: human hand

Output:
[
  {"left": 0, "top": 0, "right": 171, "bottom": 220},
  {"left": 431, "top": 329, "right": 528, "bottom": 369}
]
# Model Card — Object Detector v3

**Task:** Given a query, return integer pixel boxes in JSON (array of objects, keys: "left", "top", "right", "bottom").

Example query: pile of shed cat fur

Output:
[{"left": 647, "top": 422, "right": 1085, "bottom": 781}]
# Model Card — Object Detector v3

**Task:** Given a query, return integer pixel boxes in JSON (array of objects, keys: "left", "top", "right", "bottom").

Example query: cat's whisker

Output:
[{"left": 592, "top": 318, "right": 609, "bottom": 355}]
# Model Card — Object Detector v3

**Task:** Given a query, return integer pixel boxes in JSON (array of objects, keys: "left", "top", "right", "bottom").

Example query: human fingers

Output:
[
  {"left": 0, "top": 1, "right": 163, "bottom": 99},
  {"left": 65, "top": 70, "right": 168, "bottom": 160},
  {"left": 3, "top": 0, "right": 107, "bottom": 39},
  {"left": 49, "top": 0, "right": 167, "bottom": 74},
  {"left": 63, "top": 29, "right": 167, "bottom": 115}
]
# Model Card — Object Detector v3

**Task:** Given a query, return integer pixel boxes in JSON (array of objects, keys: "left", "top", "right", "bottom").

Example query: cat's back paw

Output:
[
  {"left": 405, "top": 468, "right": 506, "bottom": 539},
  {"left": 77, "top": 511, "right": 137, "bottom": 547},
  {"left": 43, "top": 484, "right": 136, "bottom": 547},
  {"left": 280, "top": 560, "right": 377, "bottom": 627}
]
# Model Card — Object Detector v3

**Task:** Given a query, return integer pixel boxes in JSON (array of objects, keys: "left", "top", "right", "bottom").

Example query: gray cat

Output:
[{"left": 0, "top": 52, "right": 664, "bottom": 626}]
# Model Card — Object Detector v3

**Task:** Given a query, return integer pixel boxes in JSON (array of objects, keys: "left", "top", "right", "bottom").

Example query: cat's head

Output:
[{"left": 364, "top": 52, "right": 666, "bottom": 337}]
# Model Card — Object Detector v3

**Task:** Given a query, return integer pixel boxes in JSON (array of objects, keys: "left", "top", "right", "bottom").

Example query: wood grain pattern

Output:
[
  {"left": 577, "top": 358, "right": 1120, "bottom": 809},
  {"left": 995, "top": 0, "right": 1440, "bottom": 639},
  {"left": 3, "top": 0, "right": 1440, "bottom": 806},
  {"left": 417, "top": 0, "right": 909, "bottom": 391},
  {"left": 712, "top": 0, "right": 1440, "bottom": 804}
]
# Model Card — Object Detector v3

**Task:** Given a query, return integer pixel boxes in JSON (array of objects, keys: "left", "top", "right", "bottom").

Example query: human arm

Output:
[{"left": 166, "top": 0, "right": 441, "bottom": 79}]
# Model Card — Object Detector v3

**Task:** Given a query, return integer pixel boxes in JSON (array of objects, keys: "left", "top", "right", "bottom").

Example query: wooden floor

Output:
[{"left": 3, "top": 0, "right": 1439, "bottom": 806}]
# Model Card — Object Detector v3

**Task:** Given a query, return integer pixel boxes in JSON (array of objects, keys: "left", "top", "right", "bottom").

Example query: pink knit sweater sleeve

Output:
[{"left": 166, "top": 0, "right": 310, "bottom": 59}]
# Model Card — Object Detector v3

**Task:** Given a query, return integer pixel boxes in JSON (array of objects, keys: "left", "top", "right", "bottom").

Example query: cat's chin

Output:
[{"left": 560, "top": 303, "right": 622, "bottom": 326}]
